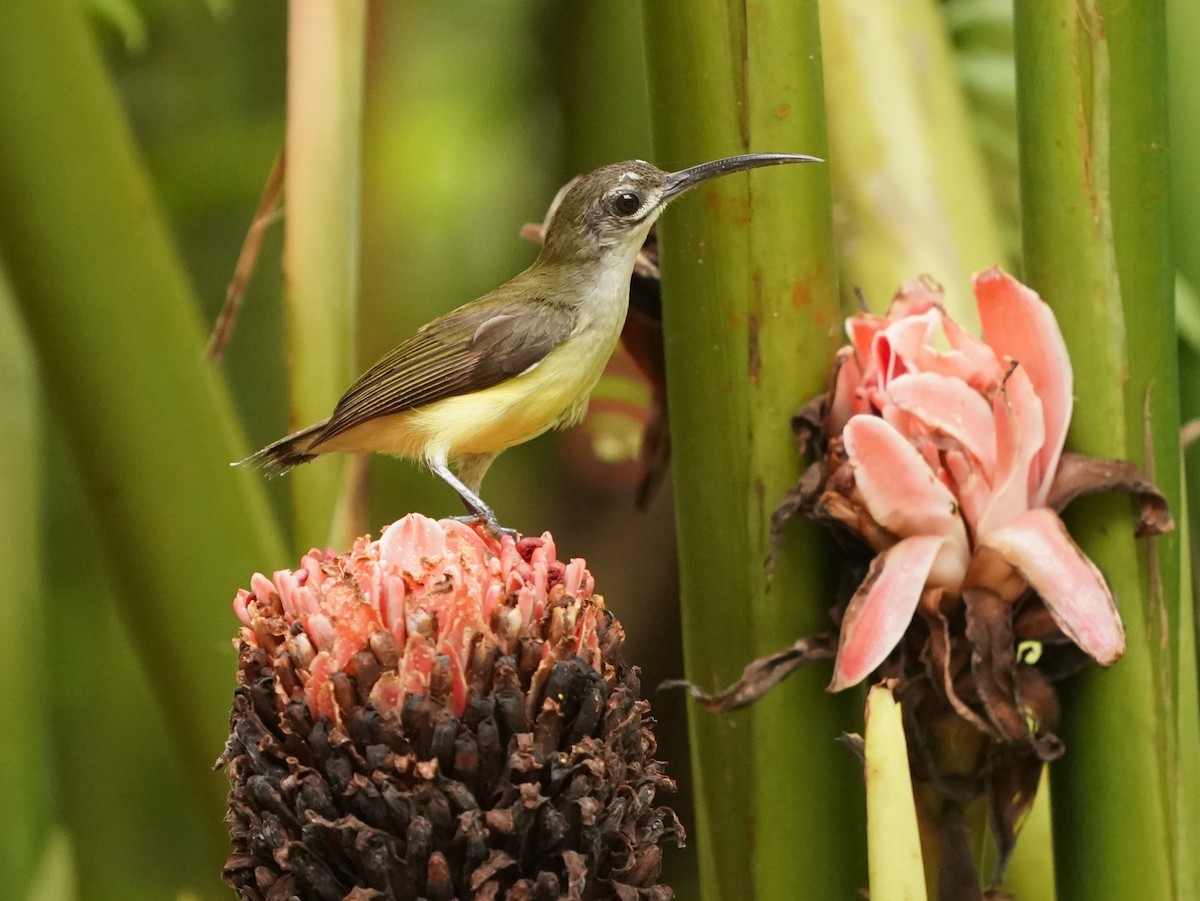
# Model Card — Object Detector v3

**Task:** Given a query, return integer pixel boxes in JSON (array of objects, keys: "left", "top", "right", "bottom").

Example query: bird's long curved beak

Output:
[{"left": 661, "top": 152, "right": 821, "bottom": 202}]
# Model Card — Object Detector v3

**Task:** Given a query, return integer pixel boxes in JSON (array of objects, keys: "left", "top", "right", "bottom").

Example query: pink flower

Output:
[
  {"left": 821, "top": 268, "right": 1125, "bottom": 690},
  {"left": 225, "top": 515, "right": 682, "bottom": 900},
  {"left": 234, "top": 514, "right": 600, "bottom": 724}
]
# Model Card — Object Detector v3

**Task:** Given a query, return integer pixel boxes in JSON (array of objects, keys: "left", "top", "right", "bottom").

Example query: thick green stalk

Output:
[
  {"left": 0, "top": 275, "right": 51, "bottom": 898},
  {"left": 643, "top": 2, "right": 863, "bottom": 897},
  {"left": 0, "top": 0, "right": 287, "bottom": 827},
  {"left": 284, "top": 0, "right": 365, "bottom": 549},
  {"left": 1014, "top": 1, "right": 1200, "bottom": 897},
  {"left": 820, "top": 0, "right": 1006, "bottom": 327}
]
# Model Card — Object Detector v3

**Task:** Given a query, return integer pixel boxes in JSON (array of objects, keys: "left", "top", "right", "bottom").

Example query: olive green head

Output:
[{"left": 537, "top": 152, "right": 821, "bottom": 262}]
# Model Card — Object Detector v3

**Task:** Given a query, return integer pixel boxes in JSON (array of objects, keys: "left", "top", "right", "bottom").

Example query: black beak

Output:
[{"left": 661, "top": 152, "right": 821, "bottom": 201}]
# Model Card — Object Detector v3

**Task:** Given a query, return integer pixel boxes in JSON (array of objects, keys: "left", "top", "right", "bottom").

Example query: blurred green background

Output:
[{"left": 2, "top": 0, "right": 1199, "bottom": 898}]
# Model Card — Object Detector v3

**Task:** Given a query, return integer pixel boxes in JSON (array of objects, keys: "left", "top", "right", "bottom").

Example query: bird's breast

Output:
[{"left": 334, "top": 297, "right": 628, "bottom": 463}]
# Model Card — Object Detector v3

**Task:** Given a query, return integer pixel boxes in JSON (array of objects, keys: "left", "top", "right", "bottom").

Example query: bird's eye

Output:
[{"left": 611, "top": 191, "right": 642, "bottom": 216}]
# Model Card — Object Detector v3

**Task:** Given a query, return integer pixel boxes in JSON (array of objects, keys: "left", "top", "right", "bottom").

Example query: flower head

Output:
[
  {"left": 743, "top": 268, "right": 1172, "bottom": 887},
  {"left": 221, "top": 514, "right": 682, "bottom": 900},
  {"left": 778, "top": 269, "right": 1170, "bottom": 756},
  {"left": 816, "top": 269, "right": 1136, "bottom": 693}
]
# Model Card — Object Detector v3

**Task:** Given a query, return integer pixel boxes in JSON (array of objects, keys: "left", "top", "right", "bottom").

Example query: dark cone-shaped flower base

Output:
[{"left": 220, "top": 516, "right": 682, "bottom": 901}]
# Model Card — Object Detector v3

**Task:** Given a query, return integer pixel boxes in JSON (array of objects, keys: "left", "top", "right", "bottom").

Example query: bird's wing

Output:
[{"left": 314, "top": 295, "right": 577, "bottom": 445}]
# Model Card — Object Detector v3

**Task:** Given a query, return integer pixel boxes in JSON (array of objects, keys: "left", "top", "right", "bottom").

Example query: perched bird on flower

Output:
[
  {"left": 238, "top": 153, "right": 817, "bottom": 536},
  {"left": 220, "top": 514, "right": 682, "bottom": 901}
]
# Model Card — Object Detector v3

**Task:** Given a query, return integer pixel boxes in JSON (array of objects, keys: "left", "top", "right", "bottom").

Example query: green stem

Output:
[
  {"left": 643, "top": 1, "right": 863, "bottom": 897},
  {"left": 0, "top": 0, "right": 286, "bottom": 838},
  {"left": 1014, "top": 0, "right": 1200, "bottom": 897},
  {"left": 284, "top": 0, "right": 366, "bottom": 549}
]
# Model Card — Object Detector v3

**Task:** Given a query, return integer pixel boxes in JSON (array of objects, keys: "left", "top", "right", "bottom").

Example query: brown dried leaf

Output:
[
  {"left": 661, "top": 633, "right": 837, "bottom": 712},
  {"left": 985, "top": 752, "right": 1045, "bottom": 885},
  {"left": 207, "top": 151, "right": 286, "bottom": 360},
  {"left": 963, "top": 586, "right": 1027, "bottom": 744},
  {"left": 1045, "top": 451, "right": 1173, "bottom": 536},
  {"left": 921, "top": 611, "right": 996, "bottom": 739}
]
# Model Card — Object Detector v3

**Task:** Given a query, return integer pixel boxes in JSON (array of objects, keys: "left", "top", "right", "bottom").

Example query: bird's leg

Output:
[{"left": 427, "top": 457, "right": 516, "bottom": 540}]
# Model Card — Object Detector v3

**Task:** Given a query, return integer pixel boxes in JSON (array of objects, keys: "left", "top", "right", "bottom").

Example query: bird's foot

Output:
[{"left": 452, "top": 513, "right": 519, "bottom": 541}]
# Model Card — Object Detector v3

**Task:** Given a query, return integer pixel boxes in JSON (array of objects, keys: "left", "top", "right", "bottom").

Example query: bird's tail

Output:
[{"left": 233, "top": 421, "right": 328, "bottom": 473}]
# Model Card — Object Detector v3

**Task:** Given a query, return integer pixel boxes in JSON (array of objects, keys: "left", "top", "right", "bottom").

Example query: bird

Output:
[{"left": 240, "top": 152, "right": 820, "bottom": 536}]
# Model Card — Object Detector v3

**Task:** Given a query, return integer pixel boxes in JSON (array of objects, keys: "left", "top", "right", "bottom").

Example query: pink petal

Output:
[
  {"left": 944, "top": 448, "right": 990, "bottom": 537},
  {"left": 975, "top": 268, "right": 1073, "bottom": 504},
  {"left": 873, "top": 309, "right": 941, "bottom": 387},
  {"left": 843, "top": 415, "right": 968, "bottom": 549},
  {"left": 304, "top": 651, "right": 338, "bottom": 723},
  {"left": 234, "top": 588, "right": 252, "bottom": 627},
  {"left": 379, "top": 513, "right": 448, "bottom": 577},
  {"left": 827, "top": 349, "right": 863, "bottom": 437},
  {"left": 830, "top": 535, "right": 949, "bottom": 691},
  {"left": 889, "top": 277, "right": 944, "bottom": 318},
  {"left": 368, "top": 672, "right": 403, "bottom": 714},
  {"left": 879, "top": 405, "right": 948, "bottom": 486},
  {"left": 939, "top": 312, "right": 1006, "bottom": 393},
  {"left": 885, "top": 372, "right": 997, "bottom": 472},
  {"left": 380, "top": 575, "right": 406, "bottom": 639},
  {"left": 398, "top": 637, "right": 437, "bottom": 698},
  {"left": 978, "top": 365, "right": 1045, "bottom": 536},
  {"left": 847, "top": 314, "right": 890, "bottom": 375},
  {"left": 978, "top": 508, "right": 1125, "bottom": 665},
  {"left": 564, "top": 559, "right": 588, "bottom": 597}
]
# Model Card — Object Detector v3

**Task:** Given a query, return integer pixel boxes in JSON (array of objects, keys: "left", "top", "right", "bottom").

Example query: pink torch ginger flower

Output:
[
  {"left": 233, "top": 515, "right": 599, "bottom": 724},
  {"left": 814, "top": 268, "right": 1163, "bottom": 691},
  {"left": 222, "top": 514, "right": 681, "bottom": 901},
  {"left": 709, "top": 266, "right": 1175, "bottom": 893}
]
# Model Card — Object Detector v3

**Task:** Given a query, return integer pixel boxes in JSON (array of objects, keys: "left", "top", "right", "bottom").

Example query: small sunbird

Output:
[{"left": 241, "top": 153, "right": 819, "bottom": 535}]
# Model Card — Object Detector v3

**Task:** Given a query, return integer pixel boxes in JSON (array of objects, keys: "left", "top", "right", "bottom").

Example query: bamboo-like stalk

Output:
[
  {"left": 0, "top": 0, "right": 287, "bottom": 840},
  {"left": 284, "top": 0, "right": 366, "bottom": 550},
  {"left": 0, "top": 276, "right": 50, "bottom": 898},
  {"left": 1014, "top": 1, "right": 1200, "bottom": 897},
  {"left": 820, "top": 0, "right": 1006, "bottom": 328},
  {"left": 865, "top": 684, "right": 928, "bottom": 901},
  {"left": 642, "top": 2, "right": 863, "bottom": 897}
]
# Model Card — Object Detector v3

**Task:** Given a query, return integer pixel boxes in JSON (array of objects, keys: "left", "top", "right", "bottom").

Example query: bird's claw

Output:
[{"left": 452, "top": 513, "right": 519, "bottom": 541}]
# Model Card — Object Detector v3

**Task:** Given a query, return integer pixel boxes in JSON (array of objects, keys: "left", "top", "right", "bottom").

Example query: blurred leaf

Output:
[
  {"left": 821, "top": 0, "right": 1006, "bottom": 328},
  {"left": 942, "top": 0, "right": 1019, "bottom": 262},
  {"left": 83, "top": 0, "right": 146, "bottom": 52},
  {"left": 0, "top": 267, "right": 51, "bottom": 900},
  {"left": 26, "top": 830, "right": 75, "bottom": 901},
  {"left": 0, "top": 0, "right": 286, "bottom": 881},
  {"left": 1177, "top": 273, "right": 1200, "bottom": 354}
]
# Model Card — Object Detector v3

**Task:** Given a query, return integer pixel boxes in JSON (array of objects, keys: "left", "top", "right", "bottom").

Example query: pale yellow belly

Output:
[{"left": 316, "top": 337, "right": 614, "bottom": 462}]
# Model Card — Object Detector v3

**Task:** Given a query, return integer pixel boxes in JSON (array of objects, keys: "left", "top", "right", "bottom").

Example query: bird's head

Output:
[{"left": 537, "top": 152, "right": 821, "bottom": 264}]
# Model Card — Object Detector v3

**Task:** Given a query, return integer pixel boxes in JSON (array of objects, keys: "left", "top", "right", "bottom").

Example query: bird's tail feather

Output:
[{"left": 233, "top": 421, "right": 328, "bottom": 473}]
